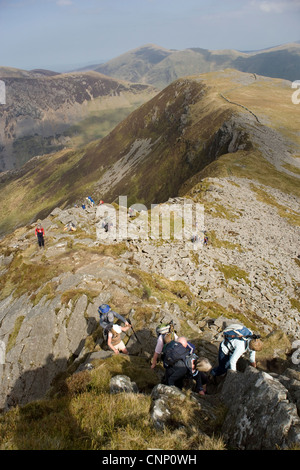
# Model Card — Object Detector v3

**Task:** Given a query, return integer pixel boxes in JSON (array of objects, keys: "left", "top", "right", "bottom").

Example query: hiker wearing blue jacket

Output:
[
  {"left": 211, "top": 325, "right": 263, "bottom": 376},
  {"left": 98, "top": 304, "right": 130, "bottom": 339}
]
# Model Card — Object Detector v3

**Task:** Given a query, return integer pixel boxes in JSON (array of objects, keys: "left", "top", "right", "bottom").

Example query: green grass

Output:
[
  {"left": 209, "top": 230, "right": 242, "bottom": 251},
  {"left": 282, "top": 162, "right": 300, "bottom": 176},
  {"left": 6, "top": 316, "right": 25, "bottom": 353},
  {"left": 216, "top": 262, "right": 251, "bottom": 286},
  {"left": 64, "top": 107, "right": 140, "bottom": 148},
  {"left": 184, "top": 149, "right": 300, "bottom": 200},
  {"left": 0, "top": 355, "right": 226, "bottom": 450},
  {"left": 250, "top": 183, "right": 300, "bottom": 226}
]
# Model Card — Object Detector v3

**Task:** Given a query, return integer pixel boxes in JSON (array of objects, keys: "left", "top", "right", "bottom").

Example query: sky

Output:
[{"left": 0, "top": 0, "right": 300, "bottom": 71}]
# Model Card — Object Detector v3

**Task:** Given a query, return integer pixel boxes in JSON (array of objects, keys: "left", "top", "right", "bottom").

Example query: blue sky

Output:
[{"left": 0, "top": 0, "right": 299, "bottom": 71}]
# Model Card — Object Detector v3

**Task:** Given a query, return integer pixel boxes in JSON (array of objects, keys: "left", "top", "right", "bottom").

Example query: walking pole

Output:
[{"left": 127, "top": 318, "right": 142, "bottom": 344}]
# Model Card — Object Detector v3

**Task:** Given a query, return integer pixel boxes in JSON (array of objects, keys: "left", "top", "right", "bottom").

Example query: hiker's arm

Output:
[
  {"left": 151, "top": 352, "right": 159, "bottom": 369},
  {"left": 122, "top": 325, "right": 131, "bottom": 332},
  {"left": 151, "top": 336, "right": 164, "bottom": 368},
  {"left": 249, "top": 349, "right": 256, "bottom": 367},
  {"left": 114, "top": 312, "right": 129, "bottom": 326}
]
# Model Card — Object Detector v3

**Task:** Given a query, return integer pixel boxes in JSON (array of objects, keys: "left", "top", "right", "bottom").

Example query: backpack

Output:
[
  {"left": 222, "top": 323, "right": 253, "bottom": 342},
  {"left": 184, "top": 352, "right": 198, "bottom": 376},
  {"left": 163, "top": 340, "right": 190, "bottom": 368},
  {"left": 222, "top": 324, "right": 253, "bottom": 353}
]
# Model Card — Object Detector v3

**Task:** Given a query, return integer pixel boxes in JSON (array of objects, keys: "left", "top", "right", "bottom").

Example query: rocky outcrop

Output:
[{"left": 221, "top": 367, "right": 300, "bottom": 449}]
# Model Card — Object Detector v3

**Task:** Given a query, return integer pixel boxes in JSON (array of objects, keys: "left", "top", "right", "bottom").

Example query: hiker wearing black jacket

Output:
[{"left": 164, "top": 337, "right": 209, "bottom": 395}]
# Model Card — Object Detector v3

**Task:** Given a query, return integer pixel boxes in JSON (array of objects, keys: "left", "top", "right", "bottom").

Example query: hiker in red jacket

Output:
[{"left": 35, "top": 224, "right": 45, "bottom": 248}]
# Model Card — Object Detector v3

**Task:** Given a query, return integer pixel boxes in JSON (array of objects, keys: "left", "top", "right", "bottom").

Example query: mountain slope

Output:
[
  {"left": 0, "top": 70, "right": 157, "bottom": 171},
  {"left": 89, "top": 43, "right": 300, "bottom": 89},
  {"left": 0, "top": 69, "right": 300, "bottom": 450},
  {"left": 0, "top": 177, "right": 299, "bottom": 449},
  {"left": 0, "top": 69, "right": 299, "bottom": 237}
]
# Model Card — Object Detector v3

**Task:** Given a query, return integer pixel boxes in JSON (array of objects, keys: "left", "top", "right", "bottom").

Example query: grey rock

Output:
[
  {"left": 110, "top": 375, "right": 139, "bottom": 394},
  {"left": 221, "top": 368, "right": 300, "bottom": 449}
]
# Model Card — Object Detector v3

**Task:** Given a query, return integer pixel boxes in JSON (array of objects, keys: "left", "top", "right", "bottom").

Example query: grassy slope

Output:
[{"left": 180, "top": 70, "right": 300, "bottom": 199}]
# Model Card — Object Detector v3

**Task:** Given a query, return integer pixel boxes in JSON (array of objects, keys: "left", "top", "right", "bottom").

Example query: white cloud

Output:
[
  {"left": 56, "top": 0, "right": 72, "bottom": 6},
  {"left": 253, "top": 0, "right": 300, "bottom": 13}
]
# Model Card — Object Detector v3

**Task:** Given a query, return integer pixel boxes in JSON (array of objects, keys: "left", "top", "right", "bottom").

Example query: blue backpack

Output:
[
  {"left": 223, "top": 324, "right": 253, "bottom": 344},
  {"left": 98, "top": 304, "right": 110, "bottom": 315}
]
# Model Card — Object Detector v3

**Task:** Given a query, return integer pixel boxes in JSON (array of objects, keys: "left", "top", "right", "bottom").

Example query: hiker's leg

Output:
[
  {"left": 194, "top": 371, "right": 208, "bottom": 393},
  {"left": 167, "top": 362, "right": 187, "bottom": 388},
  {"left": 115, "top": 341, "right": 128, "bottom": 354},
  {"left": 211, "top": 347, "right": 230, "bottom": 376}
]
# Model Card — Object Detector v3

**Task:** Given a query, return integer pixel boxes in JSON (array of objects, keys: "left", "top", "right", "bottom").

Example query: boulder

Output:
[
  {"left": 110, "top": 375, "right": 139, "bottom": 394},
  {"left": 221, "top": 367, "right": 300, "bottom": 449}
]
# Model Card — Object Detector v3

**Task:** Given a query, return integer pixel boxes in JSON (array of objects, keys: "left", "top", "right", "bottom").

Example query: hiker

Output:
[
  {"left": 151, "top": 325, "right": 178, "bottom": 369},
  {"left": 35, "top": 223, "right": 45, "bottom": 248},
  {"left": 86, "top": 196, "right": 95, "bottom": 207},
  {"left": 211, "top": 324, "right": 263, "bottom": 377},
  {"left": 107, "top": 323, "right": 131, "bottom": 355},
  {"left": 98, "top": 304, "right": 130, "bottom": 340},
  {"left": 64, "top": 222, "right": 76, "bottom": 232},
  {"left": 102, "top": 213, "right": 113, "bottom": 232},
  {"left": 163, "top": 337, "right": 210, "bottom": 395}
]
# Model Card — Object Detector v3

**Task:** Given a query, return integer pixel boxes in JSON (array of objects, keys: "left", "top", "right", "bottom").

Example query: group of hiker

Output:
[
  {"left": 97, "top": 304, "right": 263, "bottom": 396},
  {"left": 81, "top": 197, "right": 104, "bottom": 210},
  {"left": 191, "top": 230, "right": 208, "bottom": 246}
]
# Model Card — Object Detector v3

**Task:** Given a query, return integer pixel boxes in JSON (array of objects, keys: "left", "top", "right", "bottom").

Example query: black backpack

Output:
[{"left": 163, "top": 341, "right": 190, "bottom": 368}]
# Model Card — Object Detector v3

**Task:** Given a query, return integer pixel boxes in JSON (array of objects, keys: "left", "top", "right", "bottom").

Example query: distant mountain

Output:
[
  {"left": 86, "top": 43, "right": 300, "bottom": 89},
  {"left": 0, "top": 70, "right": 157, "bottom": 171},
  {"left": 0, "top": 69, "right": 299, "bottom": 236}
]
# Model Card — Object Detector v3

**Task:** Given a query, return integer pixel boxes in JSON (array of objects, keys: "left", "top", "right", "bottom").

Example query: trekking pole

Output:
[{"left": 127, "top": 318, "right": 142, "bottom": 344}]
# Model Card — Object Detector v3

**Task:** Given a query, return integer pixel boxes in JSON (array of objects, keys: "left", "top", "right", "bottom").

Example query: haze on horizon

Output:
[{"left": 0, "top": 0, "right": 300, "bottom": 72}]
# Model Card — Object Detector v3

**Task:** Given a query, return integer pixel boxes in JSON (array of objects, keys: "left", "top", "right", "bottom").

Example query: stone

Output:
[
  {"left": 221, "top": 368, "right": 300, "bottom": 450},
  {"left": 110, "top": 375, "right": 139, "bottom": 394}
]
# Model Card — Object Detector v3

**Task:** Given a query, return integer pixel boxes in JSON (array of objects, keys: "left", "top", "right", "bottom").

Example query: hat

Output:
[
  {"left": 196, "top": 357, "right": 212, "bottom": 373},
  {"left": 112, "top": 324, "right": 122, "bottom": 334},
  {"left": 249, "top": 338, "right": 263, "bottom": 351}
]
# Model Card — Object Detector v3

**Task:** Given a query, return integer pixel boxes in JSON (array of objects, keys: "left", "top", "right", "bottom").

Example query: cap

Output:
[{"left": 112, "top": 324, "right": 122, "bottom": 334}]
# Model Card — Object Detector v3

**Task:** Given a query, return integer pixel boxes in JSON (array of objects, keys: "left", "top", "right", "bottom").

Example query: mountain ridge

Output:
[
  {"left": 0, "top": 69, "right": 299, "bottom": 238},
  {"left": 83, "top": 42, "right": 300, "bottom": 89}
]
